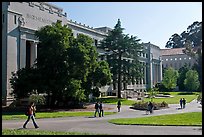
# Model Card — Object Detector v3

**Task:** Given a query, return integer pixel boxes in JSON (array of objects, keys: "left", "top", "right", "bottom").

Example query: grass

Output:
[
  {"left": 100, "top": 92, "right": 199, "bottom": 105},
  {"left": 2, "top": 111, "right": 116, "bottom": 120},
  {"left": 2, "top": 129, "right": 105, "bottom": 135},
  {"left": 108, "top": 112, "right": 202, "bottom": 126}
]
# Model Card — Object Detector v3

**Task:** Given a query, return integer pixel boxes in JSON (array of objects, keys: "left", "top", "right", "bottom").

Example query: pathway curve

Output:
[{"left": 2, "top": 99, "right": 202, "bottom": 135}]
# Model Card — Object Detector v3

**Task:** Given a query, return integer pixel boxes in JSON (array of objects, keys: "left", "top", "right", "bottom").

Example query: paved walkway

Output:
[{"left": 2, "top": 99, "right": 202, "bottom": 135}]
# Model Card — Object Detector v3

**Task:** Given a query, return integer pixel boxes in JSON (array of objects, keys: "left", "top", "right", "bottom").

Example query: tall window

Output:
[
  {"left": 3, "top": 14, "right": 4, "bottom": 23},
  {"left": 95, "top": 39, "right": 98, "bottom": 47},
  {"left": 26, "top": 41, "right": 31, "bottom": 68},
  {"left": 14, "top": 15, "right": 17, "bottom": 24}
]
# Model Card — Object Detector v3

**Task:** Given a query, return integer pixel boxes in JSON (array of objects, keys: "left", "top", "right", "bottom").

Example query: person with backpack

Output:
[
  {"left": 179, "top": 98, "right": 183, "bottom": 109},
  {"left": 23, "top": 102, "right": 39, "bottom": 129}
]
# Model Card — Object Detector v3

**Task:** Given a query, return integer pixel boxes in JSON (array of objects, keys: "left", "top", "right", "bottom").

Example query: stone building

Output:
[
  {"left": 2, "top": 2, "right": 162, "bottom": 105},
  {"left": 161, "top": 48, "right": 196, "bottom": 70}
]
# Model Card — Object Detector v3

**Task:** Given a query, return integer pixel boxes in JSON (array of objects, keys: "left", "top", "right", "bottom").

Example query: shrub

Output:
[{"left": 131, "top": 101, "right": 168, "bottom": 110}]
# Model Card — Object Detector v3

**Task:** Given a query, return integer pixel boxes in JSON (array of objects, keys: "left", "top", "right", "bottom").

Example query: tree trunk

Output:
[{"left": 117, "top": 53, "right": 122, "bottom": 98}]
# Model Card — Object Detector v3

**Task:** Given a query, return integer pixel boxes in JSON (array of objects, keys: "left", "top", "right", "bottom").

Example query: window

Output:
[
  {"left": 95, "top": 39, "right": 98, "bottom": 47},
  {"left": 166, "top": 59, "right": 168, "bottom": 61},
  {"left": 175, "top": 58, "right": 177, "bottom": 60},
  {"left": 179, "top": 58, "right": 182, "bottom": 60},
  {"left": 189, "top": 57, "right": 191, "bottom": 60},
  {"left": 26, "top": 41, "right": 31, "bottom": 68},
  {"left": 170, "top": 58, "right": 173, "bottom": 61},
  {"left": 14, "top": 15, "right": 17, "bottom": 24},
  {"left": 184, "top": 57, "right": 186, "bottom": 60},
  {"left": 3, "top": 14, "right": 4, "bottom": 23}
]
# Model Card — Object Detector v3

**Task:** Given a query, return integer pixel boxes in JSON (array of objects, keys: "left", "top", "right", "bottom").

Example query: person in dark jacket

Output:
[
  {"left": 99, "top": 101, "right": 104, "bottom": 117},
  {"left": 117, "top": 100, "right": 121, "bottom": 112},
  {"left": 182, "top": 98, "right": 186, "bottom": 109},
  {"left": 180, "top": 98, "right": 183, "bottom": 109},
  {"left": 147, "top": 101, "right": 154, "bottom": 114},
  {"left": 94, "top": 101, "right": 100, "bottom": 117}
]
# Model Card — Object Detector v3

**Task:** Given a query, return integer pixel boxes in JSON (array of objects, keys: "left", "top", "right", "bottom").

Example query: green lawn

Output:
[
  {"left": 108, "top": 112, "right": 202, "bottom": 126},
  {"left": 2, "top": 129, "right": 105, "bottom": 135},
  {"left": 100, "top": 92, "right": 199, "bottom": 105},
  {"left": 2, "top": 111, "right": 116, "bottom": 120}
]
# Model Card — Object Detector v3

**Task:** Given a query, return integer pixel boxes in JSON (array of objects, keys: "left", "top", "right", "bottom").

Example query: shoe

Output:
[
  {"left": 23, "top": 125, "right": 26, "bottom": 129},
  {"left": 35, "top": 126, "right": 39, "bottom": 129}
]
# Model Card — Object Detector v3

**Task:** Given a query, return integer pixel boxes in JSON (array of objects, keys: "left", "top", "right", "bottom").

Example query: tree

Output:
[
  {"left": 35, "top": 20, "right": 73, "bottom": 107},
  {"left": 177, "top": 64, "right": 190, "bottom": 91},
  {"left": 184, "top": 70, "right": 200, "bottom": 92},
  {"left": 165, "top": 21, "right": 202, "bottom": 48},
  {"left": 162, "top": 67, "right": 179, "bottom": 91},
  {"left": 99, "top": 19, "right": 143, "bottom": 98}
]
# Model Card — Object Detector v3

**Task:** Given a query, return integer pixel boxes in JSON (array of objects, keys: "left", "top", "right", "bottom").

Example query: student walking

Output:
[
  {"left": 147, "top": 101, "right": 154, "bottom": 114},
  {"left": 179, "top": 98, "right": 183, "bottom": 109},
  {"left": 117, "top": 100, "right": 121, "bottom": 112},
  {"left": 99, "top": 101, "right": 104, "bottom": 117},
  {"left": 182, "top": 98, "right": 186, "bottom": 109},
  {"left": 94, "top": 101, "right": 100, "bottom": 117},
  {"left": 23, "top": 102, "right": 39, "bottom": 129}
]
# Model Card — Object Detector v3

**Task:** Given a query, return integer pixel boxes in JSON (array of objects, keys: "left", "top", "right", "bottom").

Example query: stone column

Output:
[
  {"left": 30, "top": 42, "right": 38, "bottom": 66},
  {"left": 20, "top": 39, "right": 26, "bottom": 69}
]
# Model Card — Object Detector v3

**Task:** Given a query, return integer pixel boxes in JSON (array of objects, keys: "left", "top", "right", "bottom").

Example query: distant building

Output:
[
  {"left": 161, "top": 48, "right": 196, "bottom": 70},
  {"left": 2, "top": 2, "right": 162, "bottom": 105}
]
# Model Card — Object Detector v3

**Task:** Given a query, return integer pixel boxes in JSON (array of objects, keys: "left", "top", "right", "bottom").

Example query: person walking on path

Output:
[
  {"left": 23, "top": 102, "right": 39, "bottom": 129},
  {"left": 94, "top": 101, "right": 100, "bottom": 117},
  {"left": 117, "top": 100, "right": 121, "bottom": 112},
  {"left": 147, "top": 101, "right": 154, "bottom": 114},
  {"left": 179, "top": 98, "right": 183, "bottom": 109},
  {"left": 99, "top": 101, "right": 104, "bottom": 117},
  {"left": 182, "top": 98, "right": 186, "bottom": 109}
]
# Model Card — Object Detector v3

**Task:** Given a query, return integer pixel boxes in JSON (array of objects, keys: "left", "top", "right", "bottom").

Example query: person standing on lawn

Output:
[{"left": 23, "top": 102, "right": 39, "bottom": 129}]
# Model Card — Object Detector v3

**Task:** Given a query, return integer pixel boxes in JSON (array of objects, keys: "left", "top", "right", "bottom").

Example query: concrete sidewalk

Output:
[{"left": 2, "top": 99, "right": 202, "bottom": 135}]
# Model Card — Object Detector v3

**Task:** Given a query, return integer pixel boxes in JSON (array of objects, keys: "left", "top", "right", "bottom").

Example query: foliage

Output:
[
  {"left": 177, "top": 64, "right": 191, "bottom": 91},
  {"left": 131, "top": 101, "right": 168, "bottom": 110},
  {"left": 147, "top": 87, "right": 159, "bottom": 102},
  {"left": 9, "top": 67, "right": 38, "bottom": 98},
  {"left": 155, "top": 82, "right": 168, "bottom": 92},
  {"left": 108, "top": 112, "right": 202, "bottom": 126},
  {"left": 29, "top": 94, "right": 46, "bottom": 106},
  {"left": 165, "top": 21, "right": 202, "bottom": 48},
  {"left": 162, "top": 67, "right": 179, "bottom": 91},
  {"left": 99, "top": 19, "right": 143, "bottom": 98},
  {"left": 184, "top": 70, "right": 200, "bottom": 92}
]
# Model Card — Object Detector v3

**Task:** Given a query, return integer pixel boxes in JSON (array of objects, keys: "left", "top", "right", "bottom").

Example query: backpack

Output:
[{"left": 25, "top": 107, "right": 29, "bottom": 116}]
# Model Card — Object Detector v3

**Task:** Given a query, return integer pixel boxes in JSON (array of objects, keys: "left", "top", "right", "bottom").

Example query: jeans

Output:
[
  {"left": 23, "top": 114, "right": 39, "bottom": 128},
  {"left": 94, "top": 109, "right": 100, "bottom": 117}
]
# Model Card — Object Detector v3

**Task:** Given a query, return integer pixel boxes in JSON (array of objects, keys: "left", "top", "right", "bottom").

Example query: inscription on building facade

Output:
[{"left": 26, "top": 13, "right": 53, "bottom": 24}]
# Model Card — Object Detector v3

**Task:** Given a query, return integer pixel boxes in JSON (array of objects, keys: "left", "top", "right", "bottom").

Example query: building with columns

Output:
[{"left": 2, "top": 2, "right": 162, "bottom": 105}]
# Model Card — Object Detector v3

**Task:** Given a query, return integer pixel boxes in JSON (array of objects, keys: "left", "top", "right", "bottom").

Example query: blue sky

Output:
[{"left": 50, "top": 2, "right": 202, "bottom": 49}]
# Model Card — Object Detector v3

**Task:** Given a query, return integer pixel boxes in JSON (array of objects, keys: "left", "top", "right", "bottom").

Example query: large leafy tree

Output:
[
  {"left": 165, "top": 21, "right": 202, "bottom": 48},
  {"left": 162, "top": 67, "right": 179, "bottom": 91},
  {"left": 99, "top": 19, "right": 143, "bottom": 98},
  {"left": 35, "top": 21, "right": 73, "bottom": 107},
  {"left": 184, "top": 70, "right": 200, "bottom": 92}
]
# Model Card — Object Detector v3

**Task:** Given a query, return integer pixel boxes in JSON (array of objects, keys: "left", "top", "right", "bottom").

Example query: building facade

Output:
[
  {"left": 161, "top": 48, "right": 196, "bottom": 70},
  {"left": 2, "top": 2, "right": 162, "bottom": 105}
]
